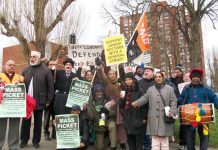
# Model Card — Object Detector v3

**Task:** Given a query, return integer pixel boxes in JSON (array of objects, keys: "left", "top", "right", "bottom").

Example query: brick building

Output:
[
  {"left": 120, "top": 1, "right": 205, "bottom": 76},
  {"left": 2, "top": 41, "right": 67, "bottom": 74}
]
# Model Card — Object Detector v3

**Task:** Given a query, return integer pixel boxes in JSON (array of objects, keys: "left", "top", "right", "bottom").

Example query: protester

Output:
[
  {"left": 178, "top": 68, "right": 218, "bottom": 150},
  {"left": 20, "top": 51, "right": 54, "bottom": 149},
  {"left": 160, "top": 70, "right": 176, "bottom": 142},
  {"left": 160, "top": 70, "right": 176, "bottom": 91},
  {"left": 169, "top": 66, "right": 186, "bottom": 150},
  {"left": 97, "top": 65, "right": 127, "bottom": 150},
  {"left": 132, "top": 71, "right": 177, "bottom": 150},
  {"left": 137, "top": 66, "right": 155, "bottom": 150},
  {"left": 134, "top": 65, "right": 143, "bottom": 81},
  {"left": 178, "top": 71, "right": 191, "bottom": 94},
  {"left": 71, "top": 105, "right": 89, "bottom": 150},
  {"left": 54, "top": 58, "right": 78, "bottom": 115},
  {"left": 77, "top": 62, "right": 95, "bottom": 82},
  {"left": 0, "top": 60, "right": 24, "bottom": 150},
  {"left": 86, "top": 84, "right": 117, "bottom": 150},
  {"left": 43, "top": 60, "right": 57, "bottom": 140},
  {"left": 55, "top": 104, "right": 89, "bottom": 150},
  {"left": 170, "top": 66, "right": 184, "bottom": 97},
  {"left": 119, "top": 72, "right": 145, "bottom": 150}
]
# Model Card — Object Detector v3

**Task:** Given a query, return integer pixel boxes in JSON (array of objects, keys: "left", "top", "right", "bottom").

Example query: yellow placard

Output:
[{"left": 103, "top": 35, "right": 127, "bottom": 66}]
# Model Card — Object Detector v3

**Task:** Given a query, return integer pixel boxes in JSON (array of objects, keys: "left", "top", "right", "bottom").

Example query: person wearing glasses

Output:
[{"left": 0, "top": 60, "right": 24, "bottom": 150}]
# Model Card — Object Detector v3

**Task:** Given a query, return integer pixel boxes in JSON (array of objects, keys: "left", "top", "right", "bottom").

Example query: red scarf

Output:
[{"left": 125, "top": 86, "right": 133, "bottom": 110}]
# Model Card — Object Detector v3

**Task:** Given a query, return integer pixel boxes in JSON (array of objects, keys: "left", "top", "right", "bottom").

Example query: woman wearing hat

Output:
[{"left": 119, "top": 72, "right": 145, "bottom": 150}]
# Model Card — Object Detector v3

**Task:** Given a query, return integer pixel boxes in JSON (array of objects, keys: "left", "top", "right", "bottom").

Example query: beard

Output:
[{"left": 30, "top": 59, "right": 41, "bottom": 66}]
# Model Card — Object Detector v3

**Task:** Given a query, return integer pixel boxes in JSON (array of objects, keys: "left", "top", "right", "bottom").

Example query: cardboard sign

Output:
[{"left": 104, "top": 35, "right": 127, "bottom": 66}]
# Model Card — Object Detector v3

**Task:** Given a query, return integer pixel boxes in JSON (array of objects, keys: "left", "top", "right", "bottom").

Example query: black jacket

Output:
[
  {"left": 119, "top": 82, "right": 145, "bottom": 135},
  {"left": 138, "top": 78, "right": 155, "bottom": 93},
  {"left": 54, "top": 70, "right": 77, "bottom": 93},
  {"left": 54, "top": 70, "right": 77, "bottom": 115},
  {"left": 22, "top": 64, "right": 54, "bottom": 110},
  {"left": 169, "top": 76, "right": 184, "bottom": 97}
]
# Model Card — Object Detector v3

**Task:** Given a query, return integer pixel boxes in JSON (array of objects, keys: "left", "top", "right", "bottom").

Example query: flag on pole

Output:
[{"left": 127, "top": 11, "right": 150, "bottom": 63}]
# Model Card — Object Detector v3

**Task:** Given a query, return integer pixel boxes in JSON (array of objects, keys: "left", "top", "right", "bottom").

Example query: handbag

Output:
[{"left": 156, "top": 88, "right": 175, "bottom": 124}]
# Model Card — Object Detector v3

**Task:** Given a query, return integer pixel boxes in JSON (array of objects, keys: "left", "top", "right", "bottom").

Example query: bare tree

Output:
[
  {"left": 50, "top": 2, "right": 89, "bottom": 46},
  {"left": 150, "top": 0, "right": 218, "bottom": 68},
  {"left": 102, "top": 0, "right": 149, "bottom": 41},
  {"left": 0, "top": 0, "right": 76, "bottom": 62},
  {"left": 207, "top": 47, "right": 218, "bottom": 92},
  {"left": 102, "top": 0, "right": 218, "bottom": 69}
]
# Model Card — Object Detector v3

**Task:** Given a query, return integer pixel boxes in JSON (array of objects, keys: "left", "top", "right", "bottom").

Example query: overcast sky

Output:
[{"left": 0, "top": 0, "right": 218, "bottom": 62}]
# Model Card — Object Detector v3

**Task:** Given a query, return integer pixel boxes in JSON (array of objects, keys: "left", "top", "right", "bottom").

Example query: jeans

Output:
[
  {"left": 143, "top": 134, "right": 151, "bottom": 149},
  {"left": 179, "top": 124, "right": 186, "bottom": 146}
]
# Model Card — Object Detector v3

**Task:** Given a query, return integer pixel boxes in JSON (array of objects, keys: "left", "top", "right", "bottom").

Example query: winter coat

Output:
[
  {"left": 137, "top": 84, "right": 177, "bottom": 136},
  {"left": 86, "top": 101, "right": 107, "bottom": 132},
  {"left": 97, "top": 68, "right": 120, "bottom": 123},
  {"left": 178, "top": 83, "right": 218, "bottom": 108},
  {"left": 22, "top": 64, "right": 54, "bottom": 110},
  {"left": 169, "top": 76, "right": 184, "bottom": 97},
  {"left": 119, "top": 82, "right": 146, "bottom": 135},
  {"left": 137, "top": 77, "right": 155, "bottom": 120}
]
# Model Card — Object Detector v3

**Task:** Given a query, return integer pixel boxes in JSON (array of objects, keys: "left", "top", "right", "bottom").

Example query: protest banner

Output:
[
  {"left": 67, "top": 44, "right": 103, "bottom": 69},
  {"left": 56, "top": 114, "right": 80, "bottom": 149},
  {"left": 103, "top": 35, "right": 127, "bottom": 66},
  {"left": 66, "top": 80, "right": 91, "bottom": 110},
  {"left": 0, "top": 83, "right": 26, "bottom": 118}
]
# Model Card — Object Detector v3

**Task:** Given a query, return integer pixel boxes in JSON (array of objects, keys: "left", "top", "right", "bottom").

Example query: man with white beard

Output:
[{"left": 20, "top": 51, "right": 54, "bottom": 149}]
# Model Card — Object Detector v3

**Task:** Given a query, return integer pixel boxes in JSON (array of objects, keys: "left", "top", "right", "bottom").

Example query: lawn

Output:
[{"left": 175, "top": 111, "right": 218, "bottom": 147}]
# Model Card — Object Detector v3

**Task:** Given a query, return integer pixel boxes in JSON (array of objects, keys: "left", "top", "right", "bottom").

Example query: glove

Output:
[
  {"left": 95, "top": 57, "right": 101, "bottom": 66},
  {"left": 100, "top": 107, "right": 109, "bottom": 115}
]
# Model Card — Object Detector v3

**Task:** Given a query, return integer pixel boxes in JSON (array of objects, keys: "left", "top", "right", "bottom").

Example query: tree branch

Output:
[{"left": 46, "top": 0, "right": 75, "bottom": 34}]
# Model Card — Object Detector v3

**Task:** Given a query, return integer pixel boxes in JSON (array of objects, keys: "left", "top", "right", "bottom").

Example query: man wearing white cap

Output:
[{"left": 20, "top": 50, "right": 54, "bottom": 149}]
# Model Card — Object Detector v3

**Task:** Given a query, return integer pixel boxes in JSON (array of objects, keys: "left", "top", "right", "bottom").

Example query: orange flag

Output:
[
  {"left": 136, "top": 12, "right": 150, "bottom": 51},
  {"left": 127, "top": 12, "right": 150, "bottom": 62}
]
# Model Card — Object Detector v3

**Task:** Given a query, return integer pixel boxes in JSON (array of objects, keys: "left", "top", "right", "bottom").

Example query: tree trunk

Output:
[{"left": 189, "top": 20, "right": 202, "bottom": 68}]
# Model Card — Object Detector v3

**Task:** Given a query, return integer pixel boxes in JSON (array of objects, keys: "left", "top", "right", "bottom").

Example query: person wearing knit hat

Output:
[
  {"left": 119, "top": 71, "right": 145, "bottom": 150},
  {"left": 71, "top": 104, "right": 81, "bottom": 112},
  {"left": 190, "top": 68, "right": 204, "bottom": 80},
  {"left": 124, "top": 72, "right": 134, "bottom": 80},
  {"left": 178, "top": 68, "right": 218, "bottom": 150}
]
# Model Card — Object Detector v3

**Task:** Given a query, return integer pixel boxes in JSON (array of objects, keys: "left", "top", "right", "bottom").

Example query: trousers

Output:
[{"left": 0, "top": 118, "right": 20, "bottom": 150}]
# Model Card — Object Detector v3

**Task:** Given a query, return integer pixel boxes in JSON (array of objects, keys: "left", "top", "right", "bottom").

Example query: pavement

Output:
[{"left": 2, "top": 126, "right": 218, "bottom": 150}]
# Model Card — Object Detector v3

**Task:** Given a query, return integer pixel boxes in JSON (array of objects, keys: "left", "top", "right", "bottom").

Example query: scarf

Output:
[
  {"left": 155, "top": 79, "right": 166, "bottom": 90},
  {"left": 125, "top": 86, "right": 134, "bottom": 110}
]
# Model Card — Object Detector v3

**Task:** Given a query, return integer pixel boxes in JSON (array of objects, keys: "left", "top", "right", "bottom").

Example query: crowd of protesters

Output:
[{"left": 0, "top": 50, "right": 218, "bottom": 150}]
